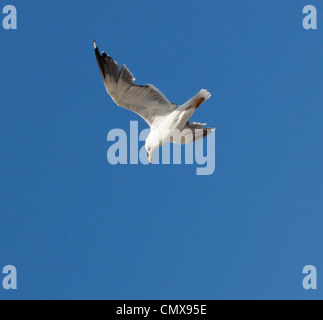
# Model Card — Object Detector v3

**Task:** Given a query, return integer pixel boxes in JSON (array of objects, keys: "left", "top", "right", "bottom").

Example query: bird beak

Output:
[{"left": 148, "top": 151, "right": 153, "bottom": 163}]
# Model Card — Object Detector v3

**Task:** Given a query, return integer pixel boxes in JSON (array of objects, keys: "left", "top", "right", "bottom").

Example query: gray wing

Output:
[
  {"left": 170, "top": 122, "right": 215, "bottom": 144},
  {"left": 94, "top": 42, "right": 177, "bottom": 126}
]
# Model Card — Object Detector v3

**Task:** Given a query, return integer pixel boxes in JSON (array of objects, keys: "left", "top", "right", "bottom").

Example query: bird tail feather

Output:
[{"left": 179, "top": 89, "right": 211, "bottom": 110}]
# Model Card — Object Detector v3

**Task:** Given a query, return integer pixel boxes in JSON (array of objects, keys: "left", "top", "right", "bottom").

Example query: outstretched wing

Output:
[
  {"left": 94, "top": 42, "right": 177, "bottom": 126},
  {"left": 170, "top": 122, "right": 215, "bottom": 144}
]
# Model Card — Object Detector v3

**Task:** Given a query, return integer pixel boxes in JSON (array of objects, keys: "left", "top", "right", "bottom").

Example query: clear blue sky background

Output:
[{"left": 0, "top": 0, "right": 322, "bottom": 300}]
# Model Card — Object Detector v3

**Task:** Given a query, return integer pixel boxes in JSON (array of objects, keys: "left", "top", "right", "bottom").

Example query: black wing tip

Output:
[
  {"left": 203, "top": 128, "right": 216, "bottom": 138},
  {"left": 94, "top": 41, "right": 99, "bottom": 54},
  {"left": 93, "top": 41, "right": 114, "bottom": 62},
  {"left": 94, "top": 41, "right": 106, "bottom": 78},
  {"left": 93, "top": 43, "right": 121, "bottom": 82},
  {"left": 102, "top": 52, "right": 113, "bottom": 61}
]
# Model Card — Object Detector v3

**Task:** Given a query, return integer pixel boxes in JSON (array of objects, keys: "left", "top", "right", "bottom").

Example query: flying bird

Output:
[{"left": 94, "top": 41, "right": 215, "bottom": 163}]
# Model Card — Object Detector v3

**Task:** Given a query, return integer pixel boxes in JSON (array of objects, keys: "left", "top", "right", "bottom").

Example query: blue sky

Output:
[{"left": 0, "top": 0, "right": 322, "bottom": 299}]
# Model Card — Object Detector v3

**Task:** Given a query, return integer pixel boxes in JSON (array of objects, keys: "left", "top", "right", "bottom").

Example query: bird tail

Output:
[{"left": 179, "top": 89, "right": 211, "bottom": 111}]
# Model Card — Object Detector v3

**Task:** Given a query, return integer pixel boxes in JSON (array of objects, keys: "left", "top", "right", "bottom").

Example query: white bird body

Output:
[
  {"left": 94, "top": 42, "right": 215, "bottom": 162},
  {"left": 147, "top": 89, "right": 212, "bottom": 150}
]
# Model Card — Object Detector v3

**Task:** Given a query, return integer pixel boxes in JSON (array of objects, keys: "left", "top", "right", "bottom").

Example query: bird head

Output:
[
  {"left": 145, "top": 131, "right": 162, "bottom": 163},
  {"left": 145, "top": 142, "right": 153, "bottom": 163}
]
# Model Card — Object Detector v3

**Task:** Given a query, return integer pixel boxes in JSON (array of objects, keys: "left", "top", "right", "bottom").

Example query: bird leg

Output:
[{"left": 195, "top": 97, "right": 205, "bottom": 109}]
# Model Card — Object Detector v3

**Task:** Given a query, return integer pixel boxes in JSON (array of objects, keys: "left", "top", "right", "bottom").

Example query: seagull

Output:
[{"left": 94, "top": 41, "right": 215, "bottom": 163}]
